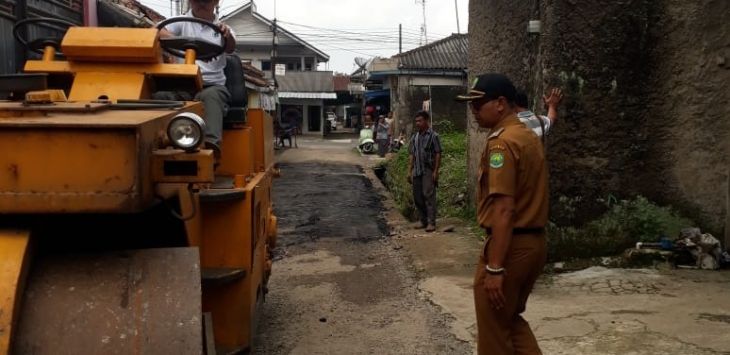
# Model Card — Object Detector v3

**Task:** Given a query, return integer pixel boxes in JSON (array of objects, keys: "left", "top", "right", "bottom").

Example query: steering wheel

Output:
[
  {"left": 13, "top": 17, "right": 76, "bottom": 56},
  {"left": 156, "top": 17, "right": 226, "bottom": 61}
]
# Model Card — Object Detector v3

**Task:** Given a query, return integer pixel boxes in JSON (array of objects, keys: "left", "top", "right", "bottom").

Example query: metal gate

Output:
[{"left": 0, "top": 0, "right": 83, "bottom": 74}]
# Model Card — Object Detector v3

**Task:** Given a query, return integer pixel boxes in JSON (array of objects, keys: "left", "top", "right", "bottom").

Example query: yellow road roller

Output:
[{"left": 0, "top": 17, "right": 277, "bottom": 354}]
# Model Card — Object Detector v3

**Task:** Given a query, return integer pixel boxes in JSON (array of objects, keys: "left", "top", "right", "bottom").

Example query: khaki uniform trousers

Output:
[{"left": 473, "top": 234, "right": 547, "bottom": 355}]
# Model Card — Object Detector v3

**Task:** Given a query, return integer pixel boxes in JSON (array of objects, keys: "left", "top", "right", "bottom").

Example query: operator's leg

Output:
[
  {"left": 195, "top": 85, "right": 231, "bottom": 152},
  {"left": 151, "top": 91, "right": 192, "bottom": 101}
]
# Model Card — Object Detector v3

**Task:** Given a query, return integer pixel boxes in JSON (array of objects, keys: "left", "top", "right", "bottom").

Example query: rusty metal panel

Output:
[
  {"left": 0, "top": 128, "right": 143, "bottom": 213},
  {"left": 0, "top": 128, "right": 138, "bottom": 192},
  {"left": 13, "top": 247, "right": 203, "bottom": 355}
]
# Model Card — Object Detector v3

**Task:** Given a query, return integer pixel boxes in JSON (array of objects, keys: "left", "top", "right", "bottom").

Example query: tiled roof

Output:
[
  {"left": 276, "top": 71, "right": 334, "bottom": 93},
  {"left": 120, "top": 0, "right": 165, "bottom": 22},
  {"left": 393, "top": 33, "right": 468, "bottom": 70}
]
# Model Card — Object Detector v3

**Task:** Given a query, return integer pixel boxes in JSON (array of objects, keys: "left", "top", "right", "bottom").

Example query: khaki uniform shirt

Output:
[{"left": 477, "top": 114, "right": 549, "bottom": 229}]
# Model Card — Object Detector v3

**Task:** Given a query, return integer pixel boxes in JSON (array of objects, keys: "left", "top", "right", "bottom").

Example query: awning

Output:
[
  {"left": 364, "top": 89, "right": 390, "bottom": 101},
  {"left": 278, "top": 92, "right": 337, "bottom": 99}
]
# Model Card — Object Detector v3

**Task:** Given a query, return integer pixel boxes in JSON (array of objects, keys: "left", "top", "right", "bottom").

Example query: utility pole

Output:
[
  {"left": 170, "top": 0, "right": 173, "bottom": 17},
  {"left": 271, "top": 18, "right": 278, "bottom": 86},
  {"left": 454, "top": 0, "right": 461, "bottom": 34},
  {"left": 416, "top": 0, "right": 428, "bottom": 45},
  {"left": 399, "top": 24, "right": 402, "bottom": 54}
]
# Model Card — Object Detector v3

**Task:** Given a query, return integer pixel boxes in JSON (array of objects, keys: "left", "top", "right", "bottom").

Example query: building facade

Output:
[
  {"left": 364, "top": 34, "right": 468, "bottom": 137},
  {"left": 223, "top": 1, "right": 334, "bottom": 135}
]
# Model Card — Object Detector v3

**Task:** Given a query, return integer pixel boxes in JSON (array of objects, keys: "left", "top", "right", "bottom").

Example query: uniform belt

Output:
[{"left": 485, "top": 227, "right": 545, "bottom": 235}]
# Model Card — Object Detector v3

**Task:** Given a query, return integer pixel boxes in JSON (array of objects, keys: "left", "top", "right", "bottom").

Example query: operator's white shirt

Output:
[{"left": 165, "top": 11, "right": 235, "bottom": 86}]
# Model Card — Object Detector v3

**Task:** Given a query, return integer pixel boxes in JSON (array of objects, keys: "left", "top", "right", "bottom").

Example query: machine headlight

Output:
[{"left": 167, "top": 112, "right": 206, "bottom": 151}]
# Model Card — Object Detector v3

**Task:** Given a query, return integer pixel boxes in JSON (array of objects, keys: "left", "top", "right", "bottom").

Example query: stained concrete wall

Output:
[{"left": 467, "top": 0, "right": 730, "bottom": 240}]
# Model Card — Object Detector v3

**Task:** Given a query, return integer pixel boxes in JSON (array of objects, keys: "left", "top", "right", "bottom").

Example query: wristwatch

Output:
[{"left": 485, "top": 265, "right": 505, "bottom": 275}]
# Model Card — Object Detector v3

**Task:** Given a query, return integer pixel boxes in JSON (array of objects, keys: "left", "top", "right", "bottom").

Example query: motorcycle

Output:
[
  {"left": 358, "top": 125, "right": 375, "bottom": 154},
  {"left": 390, "top": 134, "right": 406, "bottom": 153}
]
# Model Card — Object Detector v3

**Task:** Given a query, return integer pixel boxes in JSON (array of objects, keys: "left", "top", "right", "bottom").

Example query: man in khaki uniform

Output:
[{"left": 456, "top": 73, "right": 549, "bottom": 355}]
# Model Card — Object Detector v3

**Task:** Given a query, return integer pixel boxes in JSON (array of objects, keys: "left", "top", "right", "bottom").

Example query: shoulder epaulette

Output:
[{"left": 487, "top": 128, "right": 505, "bottom": 140}]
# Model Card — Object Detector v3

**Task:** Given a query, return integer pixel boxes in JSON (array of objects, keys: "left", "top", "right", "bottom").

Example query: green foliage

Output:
[
  {"left": 436, "top": 132, "right": 471, "bottom": 219},
  {"left": 548, "top": 196, "right": 694, "bottom": 261},
  {"left": 383, "top": 145, "right": 415, "bottom": 218},
  {"left": 432, "top": 119, "right": 457, "bottom": 134},
  {"left": 383, "top": 131, "right": 473, "bottom": 221},
  {"left": 595, "top": 196, "right": 693, "bottom": 242}
]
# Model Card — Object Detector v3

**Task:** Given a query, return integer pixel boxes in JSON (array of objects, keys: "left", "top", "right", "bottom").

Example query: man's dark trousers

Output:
[{"left": 412, "top": 168, "right": 437, "bottom": 226}]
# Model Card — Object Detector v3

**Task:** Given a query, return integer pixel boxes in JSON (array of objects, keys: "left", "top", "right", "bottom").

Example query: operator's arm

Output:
[
  {"left": 159, "top": 28, "right": 173, "bottom": 39},
  {"left": 220, "top": 23, "right": 236, "bottom": 53}
]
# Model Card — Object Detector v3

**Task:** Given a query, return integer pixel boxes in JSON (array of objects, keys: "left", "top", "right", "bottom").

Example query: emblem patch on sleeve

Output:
[{"left": 489, "top": 152, "right": 505, "bottom": 169}]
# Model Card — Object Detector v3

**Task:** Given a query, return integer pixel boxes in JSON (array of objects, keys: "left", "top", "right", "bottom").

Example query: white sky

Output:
[{"left": 139, "top": 0, "right": 469, "bottom": 74}]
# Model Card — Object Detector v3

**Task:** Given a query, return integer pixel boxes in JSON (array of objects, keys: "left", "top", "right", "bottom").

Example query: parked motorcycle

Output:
[
  {"left": 390, "top": 134, "right": 406, "bottom": 153},
  {"left": 358, "top": 125, "right": 375, "bottom": 154}
]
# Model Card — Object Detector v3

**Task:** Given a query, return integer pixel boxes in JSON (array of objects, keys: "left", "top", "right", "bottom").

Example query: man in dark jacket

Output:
[{"left": 407, "top": 110, "right": 441, "bottom": 232}]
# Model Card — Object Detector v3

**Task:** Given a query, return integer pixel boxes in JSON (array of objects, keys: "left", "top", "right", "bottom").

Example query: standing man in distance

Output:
[
  {"left": 157, "top": 0, "right": 236, "bottom": 160},
  {"left": 456, "top": 73, "right": 549, "bottom": 355},
  {"left": 375, "top": 115, "right": 390, "bottom": 157},
  {"left": 407, "top": 111, "right": 441, "bottom": 233},
  {"left": 386, "top": 111, "right": 396, "bottom": 150}
]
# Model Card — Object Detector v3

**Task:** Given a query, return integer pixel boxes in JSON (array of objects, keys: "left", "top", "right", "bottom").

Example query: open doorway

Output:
[{"left": 308, "top": 105, "right": 321, "bottom": 132}]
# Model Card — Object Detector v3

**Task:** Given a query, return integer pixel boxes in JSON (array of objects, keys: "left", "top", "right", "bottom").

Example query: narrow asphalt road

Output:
[{"left": 253, "top": 135, "right": 471, "bottom": 354}]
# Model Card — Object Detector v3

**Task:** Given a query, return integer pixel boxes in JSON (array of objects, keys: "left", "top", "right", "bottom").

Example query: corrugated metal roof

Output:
[
  {"left": 278, "top": 92, "right": 337, "bottom": 99},
  {"left": 276, "top": 71, "right": 334, "bottom": 93},
  {"left": 394, "top": 33, "right": 468, "bottom": 70}
]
